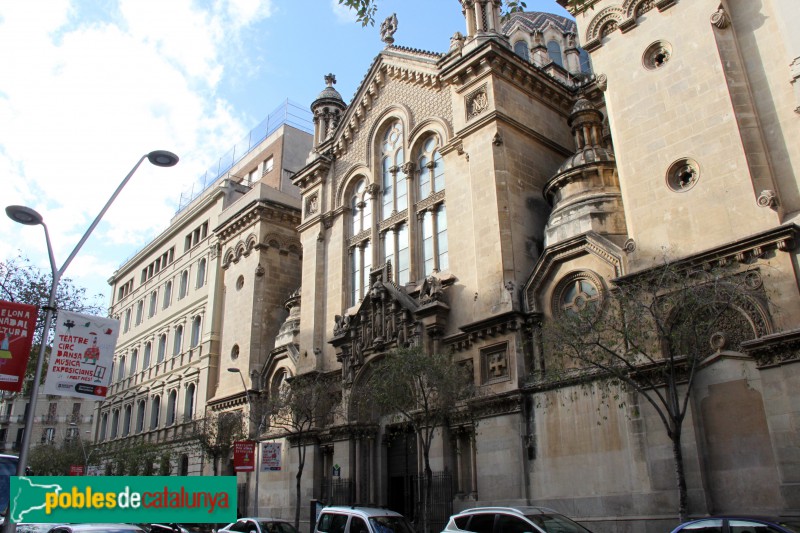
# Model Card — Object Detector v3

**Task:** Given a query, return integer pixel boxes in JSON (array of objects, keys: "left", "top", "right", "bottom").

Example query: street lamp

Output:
[
  {"left": 227, "top": 367, "right": 260, "bottom": 517},
  {"left": 5, "top": 150, "right": 179, "bottom": 481},
  {"left": 69, "top": 422, "right": 93, "bottom": 475}
]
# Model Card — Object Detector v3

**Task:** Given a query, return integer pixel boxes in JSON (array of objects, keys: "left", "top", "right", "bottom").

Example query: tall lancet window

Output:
[
  {"left": 381, "top": 121, "right": 407, "bottom": 219},
  {"left": 349, "top": 179, "right": 372, "bottom": 305},
  {"left": 417, "top": 135, "right": 448, "bottom": 275}
]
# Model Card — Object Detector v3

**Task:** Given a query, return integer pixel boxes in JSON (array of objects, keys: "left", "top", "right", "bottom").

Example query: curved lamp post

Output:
[
  {"left": 5, "top": 150, "right": 179, "bottom": 481},
  {"left": 228, "top": 367, "right": 260, "bottom": 517}
]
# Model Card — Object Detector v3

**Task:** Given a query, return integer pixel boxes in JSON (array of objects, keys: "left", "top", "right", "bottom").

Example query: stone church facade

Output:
[{"left": 99, "top": 1, "right": 800, "bottom": 531}]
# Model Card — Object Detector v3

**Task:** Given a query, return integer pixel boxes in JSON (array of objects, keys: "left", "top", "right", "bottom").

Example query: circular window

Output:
[
  {"left": 231, "top": 344, "right": 240, "bottom": 360},
  {"left": 552, "top": 271, "right": 605, "bottom": 317},
  {"left": 236, "top": 275, "right": 244, "bottom": 290},
  {"left": 666, "top": 158, "right": 700, "bottom": 192},
  {"left": 643, "top": 40, "right": 672, "bottom": 70}
]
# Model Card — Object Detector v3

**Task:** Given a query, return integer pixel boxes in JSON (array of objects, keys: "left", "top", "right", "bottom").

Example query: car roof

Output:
[
  {"left": 320, "top": 506, "right": 405, "bottom": 519},
  {"left": 454, "top": 507, "right": 562, "bottom": 516},
  {"left": 234, "top": 519, "right": 288, "bottom": 523},
  {"left": 50, "top": 525, "right": 146, "bottom": 533}
]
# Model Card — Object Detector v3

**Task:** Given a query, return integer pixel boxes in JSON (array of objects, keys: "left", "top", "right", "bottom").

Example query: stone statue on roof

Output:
[{"left": 380, "top": 13, "right": 398, "bottom": 45}]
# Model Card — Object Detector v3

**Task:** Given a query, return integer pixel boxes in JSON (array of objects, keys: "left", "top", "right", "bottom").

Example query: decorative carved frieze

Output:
[
  {"left": 742, "top": 329, "right": 800, "bottom": 368},
  {"left": 466, "top": 85, "right": 489, "bottom": 119}
]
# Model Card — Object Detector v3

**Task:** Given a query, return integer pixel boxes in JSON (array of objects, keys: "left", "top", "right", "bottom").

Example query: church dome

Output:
[
  {"left": 311, "top": 73, "right": 345, "bottom": 111},
  {"left": 501, "top": 11, "right": 578, "bottom": 35}
]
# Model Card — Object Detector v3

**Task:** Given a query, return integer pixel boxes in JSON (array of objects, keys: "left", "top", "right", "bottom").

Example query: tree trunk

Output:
[
  {"left": 422, "top": 448, "right": 432, "bottom": 533},
  {"left": 671, "top": 426, "right": 689, "bottom": 523},
  {"left": 295, "top": 444, "right": 306, "bottom": 530}
]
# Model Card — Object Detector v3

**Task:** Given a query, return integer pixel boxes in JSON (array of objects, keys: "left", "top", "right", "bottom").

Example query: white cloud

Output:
[
  {"left": 0, "top": 0, "right": 273, "bottom": 301},
  {"left": 331, "top": 0, "right": 358, "bottom": 24}
]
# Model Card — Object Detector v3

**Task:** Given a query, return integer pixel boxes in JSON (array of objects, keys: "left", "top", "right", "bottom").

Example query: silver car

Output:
[{"left": 442, "top": 506, "right": 592, "bottom": 533}]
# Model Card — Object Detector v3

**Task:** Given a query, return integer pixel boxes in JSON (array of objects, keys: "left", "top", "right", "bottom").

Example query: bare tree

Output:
[
  {"left": 359, "top": 346, "right": 476, "bottom": 533},
  {"left": 261, "top": 371, "right": 340, "bottom": 530},
  {"left": 193, "top": 410, "right": 247, "bottom": 475},
  {"left": 541, "top": 261, "right": 768, "bottom": 522}
]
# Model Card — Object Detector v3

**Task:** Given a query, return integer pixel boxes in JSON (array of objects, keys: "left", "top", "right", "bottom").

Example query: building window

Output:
[
  {"left": 136, "top": 400, "right": 146, "bottom": 433},
  {"left": 552, "top": 271, "right": 604, "bottom": 317},
  {"left": 157, "top": 334, "right": 167, "bottom": 363},
  {"left": 184, "top": 384, "right": 195, "bottom": 421},
  {"left": 143, "top": 342, "right": 152, "bottom": 369},
  {"left": 231, "top": 344, "right": 240, "bottom": 360},
  {"left": 196, "top": 258, "right": 206, "bottom": 288},
  {"left": 166, "top": 390, "right": 177, "bottom": 426},
  {"left": 135, "top": 300, "right": 143, "bottom": 326},
  {"left": 163, "top": 281, "right": 172, "bottom": 309},
  {"left": 263, "top": 156, "right": 274, "bottom": 175},
  {"left": 173, "top": 325, "right": 183, "bottom": 356},
  {"left": 350, "top": 241, "right": 372, "bottom": 305},
  {"left": 42, "top": 427, "right": 55, "bottom": 444},
  {"left": 148, "top": 291, "right": 157, "bottom": 318},
  {"left": 123, "top": 404, "right": 132, "bottom": 437},
  {"left": 179, "top": 270, "right": 189, "bottom": 299},
  {"left": 513, "top": 40, "right": 530, "bottom": 61},
  {"left": 547, "top": 40, "right": 563, "bottom": 67},
  {"left": 99, "top": 413, "right": 108, "bottom": 441},
  {"left": 129, "top": 349, "right": 138, "bottom": 376},
  {"left": 380, "top": 121, "right": 408, "bottom": 220},
  {"left": 117, "top": 356, "right": 126, "bottom": 381},
  {"left": 382, "top": 223, "right": 409, "bottom": 286},
  {"left": 111, "top": 410, "right": 120, "bottom": 439},
  {"left": 150, "top": 396, "right": 161, "bottom": 430},
  {"left": 421, "top": 206, "right": 448, "bottom": 276},
  {"left": 417, "top": 134, "right": 448, "bottom": 276},
  {"left": 579, "top": 48, "right": 592, "bottom": 73},
  {"left": 191, "top": 316, "right": 202, "bottom": 348},
  {"left": 123, "top": 309, "right": 131, "bottom": 333}
]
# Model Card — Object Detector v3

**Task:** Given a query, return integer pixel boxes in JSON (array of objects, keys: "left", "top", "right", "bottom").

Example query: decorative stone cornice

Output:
[
  {"left": 582, "top": 0, "right": 676, "bottom": 52},
  {"left": 291, "top": 157, "right": 331, "bottom": 191},
  {"left": 741, "top": 329, "right": 800, "bottom": 368},
  {"left": 215, "top": 200, "right": 301, "bottom": 244},
  {"left": 445, "top": 311, "right": 527, "bottom": 353},
  {"left": 378, "top": 208, "right": 409, "bottom": 233}
]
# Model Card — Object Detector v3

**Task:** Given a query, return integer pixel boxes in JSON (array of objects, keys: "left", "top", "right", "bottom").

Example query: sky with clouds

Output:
[{"left": 0, "top": 0, "right": 571, "bottom": 306}]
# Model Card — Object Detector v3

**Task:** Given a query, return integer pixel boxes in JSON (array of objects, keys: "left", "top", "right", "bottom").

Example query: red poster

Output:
[
  {"left": 69, "top": 465, "right": 85, "bottom": 476},
  {"left": 0, "top": 300, "right": 38, "bottom": 392},
  {"left": 234, "top": 440, "right": 256, "bottom": 472}
]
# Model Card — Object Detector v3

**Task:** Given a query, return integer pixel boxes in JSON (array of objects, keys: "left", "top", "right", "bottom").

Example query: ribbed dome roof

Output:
[
  {"left": 312, "top": 73, "right": 345, "bottom": 109},
  {"left": 316, "top": 85, "right": 343, "bottom": 102},
  {"left": 571, "top": 98, "right": 594, "bottom": 114},
  {"left": 501, "top": 11, "right": 578, "bottom": 35}
]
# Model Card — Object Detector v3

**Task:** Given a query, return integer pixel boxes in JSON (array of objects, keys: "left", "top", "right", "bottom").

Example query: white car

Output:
[
  {"left": 218, "top": 518, "right": 299, "bottom": 533},
  {"left": 315, "top": 506, "right": 414, "bottom": 533},
  {"left": 441, "top": 506, "right": 592, "bottom": 533}
]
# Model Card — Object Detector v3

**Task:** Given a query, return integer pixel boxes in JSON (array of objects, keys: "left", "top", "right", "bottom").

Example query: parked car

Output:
[
  {"left": 315, "top": 506, "right": 414, "bottom": 533},
  {"left": 46, "top": 525, "right": 147, "bottom": 533},
  {"left": 670, "top": 516, "right": 800, "bottom": 533},
  {"left": 442, "top": 506, "right": 592, "bottom": 533},
  {"left": 218, "top": 518, "right": 299, "bottom": 533},
  {"left": 16, "top": 524, "right": 58, "bottom": 533}
]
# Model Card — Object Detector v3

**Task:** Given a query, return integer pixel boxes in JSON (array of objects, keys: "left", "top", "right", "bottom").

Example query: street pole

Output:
[
  {"left": 3, "top": 150, "right": 178, "bottom": 533},
  {"left": 228, "top": 367, "right": 259, "bottom": 516}
]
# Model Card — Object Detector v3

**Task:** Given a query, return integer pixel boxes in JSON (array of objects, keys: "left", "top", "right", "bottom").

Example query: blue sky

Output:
[{"left": 1, "top": 0, "right": 571, "bottom": 306}]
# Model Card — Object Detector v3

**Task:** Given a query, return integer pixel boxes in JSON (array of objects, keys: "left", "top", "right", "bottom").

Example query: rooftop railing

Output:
[{"left": 176, "top": 99, "right": 312, "bottom": 214}]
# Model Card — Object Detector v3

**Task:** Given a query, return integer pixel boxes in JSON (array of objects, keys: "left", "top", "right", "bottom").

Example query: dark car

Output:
[{"left": 670, "top": 517, "right": 800, "bottom": 533}]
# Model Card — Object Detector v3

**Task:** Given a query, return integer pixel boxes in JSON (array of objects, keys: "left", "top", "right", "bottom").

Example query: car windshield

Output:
[
  {"left": 259, "top": 522, "right": 298, "bottom": 533},
  {"left": 524, "top": 513, "right": 593, "bottom": 533},
  {"left": 368, "top": 516, "right": 414, "bottom": 533}
]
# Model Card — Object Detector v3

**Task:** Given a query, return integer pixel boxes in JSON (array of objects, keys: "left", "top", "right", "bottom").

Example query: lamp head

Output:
[
  {"left": 147, "top": 150, "right": 180, "bottom": 167},
  {"left": 227, "top": 368, "right": 242, "bottom": 374},
  {"left": 6, "top": 205, "right": 44, "bottom": 226}
]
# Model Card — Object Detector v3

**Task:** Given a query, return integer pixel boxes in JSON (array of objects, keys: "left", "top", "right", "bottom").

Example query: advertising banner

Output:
[
  {"left": 42, "top": 310, "right": 119, "bottom": 399},
  {"left": 233, "top": 441, "right": 255, "bottom": 472},
  {"left": 9, "top": 476, "right": 237, "bottom": 524},
  {"left": 69, "top": 465, "right": 84, "bottom": 476},
  {"left": 262, "top": 442, "right": 282, "bottom": 471},
  {"left": 0, "top": 300, "right": 37, "bottom": 392}
]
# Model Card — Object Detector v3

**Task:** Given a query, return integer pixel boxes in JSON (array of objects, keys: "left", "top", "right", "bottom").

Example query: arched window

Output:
[
  {"left": 382, "top": 223, "right": 409, "bottom": 286},
  {"left": 136, "top": 400, "right": 146, "bottom": 433},
  {"left": 123, "top": 309, "right": 131, "bottom": 333},
  {"left": 173, "top": 325, "right": 183, "bottom": 355},
  {"left": 163, "top": 281, "right": 172, "bottom": 309},
  {"left": 184, "top": 383, "right": 196, "bottom": 421},
  {"left": 118, "top": 356, "right": 126, "bottom": 381},
  {"left": 196, "top": 258, "right": 206, "bottom": 288},
  {"left": 179, "top": 270, "right": 189, "bottom": 299},
  {"left": 150, "top": 396, "right": 161, "bottom": 430},
  {"left": 417, "top": 135, "right": 448, "bottom": 275},
  {"left": 111, "top": 409, "right": 119, "bottom": 439},
  {"left": 547, "top": 40, "right": 564, "bottom": 67},
  {"left": 123, "top": 404, "right": 132, "bottom": 436},
  {"left": 166, "top": 390, "right": 177, "bottom": 426},
  {"left": 349, "top": 179, "right": 372, "bottom": 305},
  {"left": 143, "top": 341, "right": 152, "bottom": 369},
  {"left": 99, "top": 413, "right": 108, "bottom": 441},
  {"left": 149, "top": 291, "right": 158, "bottom": 317},
  {"left": 513, "top": 40, "right": 530, "bottom": 61},
  {"left": 191, "top": 315, "right": 202, "bottom": 347},
  {"left": 179, "top": 454, "right": 190, "bottom": 476},
  {"left": 157, "top": 334, "right": 167, "bottom": 363},
  {"left": 135, "top": 300, "right": 143, "bottom": 325},
  {"left": 380, "top": 121, "right": 407, "bottom": 220},
  {"left": 129, "top": 349, "right": 138, "bottom": 377}
]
